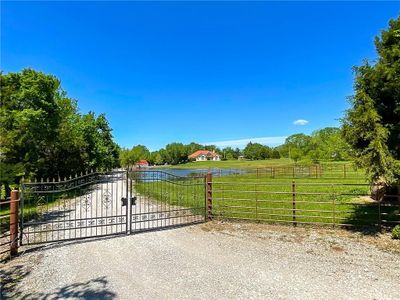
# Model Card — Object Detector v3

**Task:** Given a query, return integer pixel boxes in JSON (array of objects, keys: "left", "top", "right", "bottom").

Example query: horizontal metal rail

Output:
[
  {"left": 210, "top": 179, "right": 399, "bottom": 230},
  {"left": 212, "top": 181, "right": 371, "bottom": 186},
  {"left": 217, "top": 216, "right": 365, "bottom": 227}
]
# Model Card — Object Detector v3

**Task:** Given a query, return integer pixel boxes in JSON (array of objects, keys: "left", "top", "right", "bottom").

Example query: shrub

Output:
[{"left": 392, "top": 225, "right": 400, "bottom": 240}]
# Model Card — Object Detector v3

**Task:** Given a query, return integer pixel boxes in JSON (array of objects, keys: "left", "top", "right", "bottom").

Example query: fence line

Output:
[
  {"left": 210, "top": 164, "right": 366, "bottom": 180},
  {"left": 210, "top": 179, "right": 400, "bottom": 229}
]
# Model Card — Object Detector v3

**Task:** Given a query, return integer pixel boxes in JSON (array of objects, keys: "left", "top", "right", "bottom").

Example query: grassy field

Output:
[
  {"left": 160, "top": 159, "right": 352, "bottom": 169},
  {"left": 135, "top": 167, "right": 399, "bottom": 230}
]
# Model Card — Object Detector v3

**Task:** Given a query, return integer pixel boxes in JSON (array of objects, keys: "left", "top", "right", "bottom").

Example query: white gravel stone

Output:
[{"left": 1, "top": 222, "right": 399, "bottom": 299}]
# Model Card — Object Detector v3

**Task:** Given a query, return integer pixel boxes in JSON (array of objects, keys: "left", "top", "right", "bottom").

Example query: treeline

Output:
[
  {"left": 120, "top": 143, "right": 223, "bottom": 167},
  {"left": 120, "top": 127, "right": 350, "bottom": 167},
  {"left": 242, "top": 127, "right": 351, "bottom": 162},
  {"left": 276, "top": 127, "right": 351, "bottom": 162},
  {"left": 0, "top": 69, "right": 120, "bottom": 191}
]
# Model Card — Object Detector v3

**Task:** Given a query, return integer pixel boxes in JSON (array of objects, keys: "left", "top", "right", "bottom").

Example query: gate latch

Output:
[{"left": 121, "top": 196, "right": 137, "bottom": 206}]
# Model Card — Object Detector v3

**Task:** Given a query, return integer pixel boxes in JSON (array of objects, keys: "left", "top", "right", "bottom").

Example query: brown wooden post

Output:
[
  {"left": 343, "top": 164, "right": 347, "bottom": 179},
  {"left": 332, "top": 184, "right": 336, "bottom": 229},
  {"left": 206, "top": 172, "right": 213, "bottom": 221},
  {"left": 10, "top": 189, "right": 19, "bottom": 256},
  {"left": 378, "top": 198, "right": 382, "bottom": 232},
  {"left": 292, "top": 181, "right": 297, "bottom": 226}
]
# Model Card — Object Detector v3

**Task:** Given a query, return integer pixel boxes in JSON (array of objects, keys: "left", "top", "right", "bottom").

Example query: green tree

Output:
[
  {"left": 283, "top": 134, "right": 312, "bottom": 161},
  {"left": 342, "top": 17, "right": 400, "bottom": 184},
  {"left": 0, "top": 68, "right": 120, "bottom": 186},
  {"left": 164, "top": 143, "right": 188, "bottom": 165},
  {"left": 0, "top": 69, "right": 63, "bottom": 178},
  {"left": 309, "top": 128, "right": 351, "bottom": 161},
  {"left": 271, "top": 149, "right": 281, "bottom": 159},
  {"left": 186, "top": 142, "right": 203, "bottom": 155},
  {"left": 149, "top": 150, "right": 165, "bottom": 165},
  {"left": 120, "top": 145, "right": 150, "bottom": 169},
  {"left": 79, "top": 112, "right": 119, "bottom": 172},
  {"left": 243, "top": 143, "right": 271, "bottom": 160},
  {"left": 222, "top": 147, "right": 239, "bottom": 160}
]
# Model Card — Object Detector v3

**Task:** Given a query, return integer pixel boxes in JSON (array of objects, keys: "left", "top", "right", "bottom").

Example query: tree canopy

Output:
[
  {"left": 120, "top": 145, "right": 150, "bottom": 169},
  {"left": 275, "top": 128, "right": 350, "bottom": 163},
  {"left": 243, "top": 143, "right": 272, "bottom": 160},
  {"left": 0, "top": 69, "right": 120, "bottom": 187},
  {"left": 342, "top": 17, "right": 400, "bottom": 184}
]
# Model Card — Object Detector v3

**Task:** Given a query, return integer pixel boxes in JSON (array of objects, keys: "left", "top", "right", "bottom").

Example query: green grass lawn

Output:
[{"left": 159, "top": 158, "right": 352, "bottom": 169}]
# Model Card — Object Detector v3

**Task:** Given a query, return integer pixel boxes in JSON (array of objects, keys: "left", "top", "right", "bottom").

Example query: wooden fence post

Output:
[
  {"left": 332, "top": 184, "right": 336, "bottom": 228},
  {"left": 10, "top": 189, "right": 19, "bottom": 256},
  {"left": 206, "top": 172, "right": 213, "bottom": 221},
  {"left": 378, "top": 198, "right": 382, "bottom": 232},
  {"left": 292, "top": 181, "right": 297, "bottom": 227}
]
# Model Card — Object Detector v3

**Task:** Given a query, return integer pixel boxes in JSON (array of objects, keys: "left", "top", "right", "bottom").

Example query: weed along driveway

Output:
[{"left": 2, "top": 222, "right": 399, "bottom": 299}]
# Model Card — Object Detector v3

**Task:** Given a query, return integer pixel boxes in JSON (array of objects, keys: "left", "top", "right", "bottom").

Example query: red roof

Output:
[
  {"left": 137, "top": 160, "right": 149, "bottom": 165},
  {"left": 188, "top": 150, "right": 220, "bottom": 159}
]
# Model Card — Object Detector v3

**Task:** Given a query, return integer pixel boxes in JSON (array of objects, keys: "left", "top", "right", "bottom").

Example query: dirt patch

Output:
[{"left": 200, "top": 221, "right": 400, "bottom": 253}]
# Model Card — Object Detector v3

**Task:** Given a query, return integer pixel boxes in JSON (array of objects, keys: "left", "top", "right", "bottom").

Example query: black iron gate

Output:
[
  {"left": 20, "top": 170, "right": 206, "bottom": 245},
  {"left": 129, "top": 170, "right": 206, "bottom": 232}
]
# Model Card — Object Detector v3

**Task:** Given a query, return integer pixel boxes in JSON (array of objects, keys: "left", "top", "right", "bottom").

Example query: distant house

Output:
[
  {"left": 189, "top": 150, "right": 221, "bottom": 162},
  {"left": 136, "top": 160, "right": 149, "bottom": 168}
]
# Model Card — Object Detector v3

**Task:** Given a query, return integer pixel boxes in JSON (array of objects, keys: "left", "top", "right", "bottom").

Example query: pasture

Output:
[{"left": 135, "top": 164, "right": 400, "bottom": 230}]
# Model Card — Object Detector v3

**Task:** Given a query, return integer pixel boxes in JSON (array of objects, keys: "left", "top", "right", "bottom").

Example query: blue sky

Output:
[{"left": 2, "top": 2, "right": 399, "bottom": 150}]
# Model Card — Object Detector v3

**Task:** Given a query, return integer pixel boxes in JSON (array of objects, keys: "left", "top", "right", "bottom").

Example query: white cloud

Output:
[
  {"left": 203, "top": 136, "right": 287, "bottom": 148},
  {"left": 293, "top": 119, "right": 309, "bottom": 126}
]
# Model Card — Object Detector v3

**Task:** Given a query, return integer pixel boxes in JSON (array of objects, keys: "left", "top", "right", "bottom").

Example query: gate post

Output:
[
  {"left": 10, "top": 189, "right": 19, "bottom": 256},
  {"left": 126, "top": 169, "right": 130, "bottom": 234},
  {"left": 206, "top": 172, "right": 213, "bottom": 221}
]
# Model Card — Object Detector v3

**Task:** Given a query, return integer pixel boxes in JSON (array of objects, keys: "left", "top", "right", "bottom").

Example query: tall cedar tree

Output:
[{"left": 342, "top": 17, "right": 400, "bottom": 184}]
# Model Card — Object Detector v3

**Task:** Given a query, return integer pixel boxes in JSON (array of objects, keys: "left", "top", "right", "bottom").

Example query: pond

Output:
[
  {"left": 153, "top": 168, "right": 244, "bottom": 177},
  {"left": 131, "top": 168, "right": 245, "bottom": 181}
]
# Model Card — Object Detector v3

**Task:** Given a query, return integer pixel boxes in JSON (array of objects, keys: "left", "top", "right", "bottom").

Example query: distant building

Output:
[
  {"left": 188, "top": 150, "right": 221, "bottom": 162},
  {"left": 136, "top": 160, "right": 149, "bottom": 168}
]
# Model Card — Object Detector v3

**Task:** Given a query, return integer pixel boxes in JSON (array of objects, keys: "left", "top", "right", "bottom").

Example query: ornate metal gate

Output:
[
  {"left": 129, "top": 170, "right": 206, "bottom": 232},
  {"left": 20, "top": 169, "right": 206, "bottom": 245},
  {"left": 21, "top": 170, "right": 128, "bottom": 244}
]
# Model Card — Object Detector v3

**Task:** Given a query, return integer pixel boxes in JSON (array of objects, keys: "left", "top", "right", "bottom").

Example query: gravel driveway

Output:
[{"left": 2, "top": 222, "right": 399, "bottom": 299}]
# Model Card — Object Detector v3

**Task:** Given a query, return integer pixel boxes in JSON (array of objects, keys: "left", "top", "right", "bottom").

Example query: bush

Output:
[{"left": 392, "top": 225, "right": 400, "bottom": 239}]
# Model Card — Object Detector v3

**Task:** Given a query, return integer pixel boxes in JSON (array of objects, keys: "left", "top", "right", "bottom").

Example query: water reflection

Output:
[{"left": 131, "top": 168, "right": 244, "bottom": 181}]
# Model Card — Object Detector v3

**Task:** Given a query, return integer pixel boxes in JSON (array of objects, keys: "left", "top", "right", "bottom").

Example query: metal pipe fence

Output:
[
  {"left": 211, "top": 164, "right": 366, "bottom": 180},
  {"left": 210, "top": 179, "right": 400, "bottom": 229}
]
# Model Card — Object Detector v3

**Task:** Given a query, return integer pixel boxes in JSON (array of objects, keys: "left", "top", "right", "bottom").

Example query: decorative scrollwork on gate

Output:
[
  {"left": 102, "top": 189, "right": 112, "bottom": 209},
  {"left": 35, "top": 195, "right": 47, "bottom": 220},
  {"left": 81, "top": 194, "right": 92, "bottom": 211}
]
